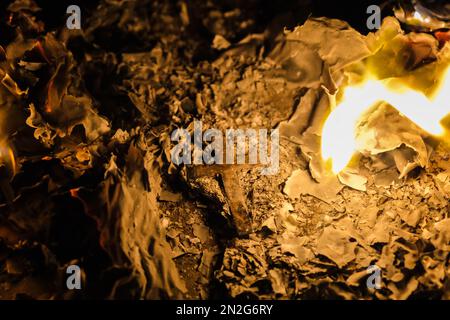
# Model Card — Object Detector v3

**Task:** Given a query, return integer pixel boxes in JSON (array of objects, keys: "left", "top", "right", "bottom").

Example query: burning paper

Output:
[
  {"left": 322, "top": 66, "right": 450, "bottom": 173},
  {"left": 321, "top": 18, "right": 450, "bottom": 177}
]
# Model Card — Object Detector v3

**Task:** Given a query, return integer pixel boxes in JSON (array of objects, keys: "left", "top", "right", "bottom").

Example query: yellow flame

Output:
[{"left": 322, "top": 67, "right": 450, "bottom": 173}]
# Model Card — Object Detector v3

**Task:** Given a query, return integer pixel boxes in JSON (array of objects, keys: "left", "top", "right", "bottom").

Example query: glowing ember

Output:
[
  {"left": 321, "top": 66, "right": 450, "bottom": 173},
  {"left": 0, "top": 140, "right": 16, "bottom": 176}
]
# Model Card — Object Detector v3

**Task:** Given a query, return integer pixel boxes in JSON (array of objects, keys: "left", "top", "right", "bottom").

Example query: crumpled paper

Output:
[{"left": 281, "top": 17, "right": 450, "bottom": 193}]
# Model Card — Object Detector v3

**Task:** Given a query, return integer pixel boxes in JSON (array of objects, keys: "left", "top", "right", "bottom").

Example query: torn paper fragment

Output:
[{"left": 283, "top": 169, "right": 343, "bottom": 203}]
